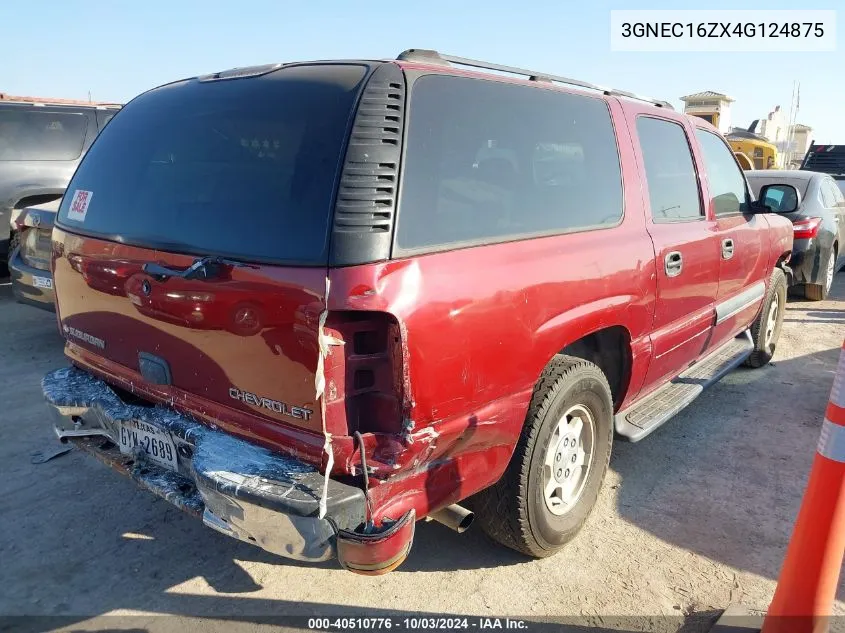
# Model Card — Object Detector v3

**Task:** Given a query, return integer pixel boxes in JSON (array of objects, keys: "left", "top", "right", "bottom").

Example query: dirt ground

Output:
[{"left": 1, "top": 273, "right": 844, "bottom": 633}]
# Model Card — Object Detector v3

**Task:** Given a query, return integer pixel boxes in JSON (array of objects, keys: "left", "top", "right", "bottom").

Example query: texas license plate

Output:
[
  {"left": 117, "top": 419, "right": 178, "bottom": 471},
  {"left": 32, "top": 275, "right": 52, "bottom": 289}
]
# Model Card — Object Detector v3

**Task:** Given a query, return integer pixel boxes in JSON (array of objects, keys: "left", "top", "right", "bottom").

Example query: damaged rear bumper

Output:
[{"left": 41, "top": 366, "right": 414, "bottom": 571}]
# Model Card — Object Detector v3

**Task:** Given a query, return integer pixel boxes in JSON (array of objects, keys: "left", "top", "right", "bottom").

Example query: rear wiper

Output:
[{"left": 143, "top": 256, "right": 257, "bottom": 281}]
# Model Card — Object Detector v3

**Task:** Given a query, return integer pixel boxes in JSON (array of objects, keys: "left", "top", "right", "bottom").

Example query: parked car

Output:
[
  {"left": 41, "top": 49, "right": 794, "bottom": 574},
  {"left": 747, "top": 170, "right": 845, "bottom": 300},
  {"left": 0, "top": 95, "right": 120, "bottom": 271},
  {"left": 8, "top": 198, "right": 60, "bottom": 309}
]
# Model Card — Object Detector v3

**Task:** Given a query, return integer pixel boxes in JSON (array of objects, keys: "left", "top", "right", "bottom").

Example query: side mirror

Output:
[{"left": 755, "top": 183, "right": 801, "bottom": 214}]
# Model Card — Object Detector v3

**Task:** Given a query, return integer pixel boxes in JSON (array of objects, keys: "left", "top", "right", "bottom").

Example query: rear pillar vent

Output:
[{"left": 330, "top": 63, "right": 406, "bottom": 265}]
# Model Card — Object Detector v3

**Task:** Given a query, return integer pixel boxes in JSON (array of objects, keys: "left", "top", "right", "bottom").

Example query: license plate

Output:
[
  {"left": 32, "top": 276, "right": 52, "bottom": 289},
  {"left": 117, "top": 419, "right": 178, "bottom": 471}
]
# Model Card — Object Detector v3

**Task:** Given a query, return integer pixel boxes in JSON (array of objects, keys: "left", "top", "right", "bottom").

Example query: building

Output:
[
  {"left": 0, "top": 93, "right": 120, "bottom": 107},
  {"left": 680, "top": 91, "right": 734, "bottom": 134},
  {"left": 786, "top": 123, "right": 813, "bottom": 168},
  {"left": 759, "top": 106, "right": 788, "bottom": 148},
  {"left": 754, "top": 106, "right": 812, "bottom": 168}
]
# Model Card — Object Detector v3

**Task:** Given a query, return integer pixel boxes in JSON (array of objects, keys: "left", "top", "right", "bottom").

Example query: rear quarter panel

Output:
[{"left": 328, "top": 97, "right": 657, "bottom": 514}]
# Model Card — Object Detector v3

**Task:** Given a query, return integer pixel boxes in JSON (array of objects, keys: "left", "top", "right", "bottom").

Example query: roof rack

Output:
[{"left": 396, "top": 49, "right": 673, "bottom": 110}]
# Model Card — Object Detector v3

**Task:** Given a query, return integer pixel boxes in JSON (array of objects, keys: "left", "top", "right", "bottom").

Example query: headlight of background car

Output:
[{"left": 19, "top": 228, "right": 53, "bottom": 271}]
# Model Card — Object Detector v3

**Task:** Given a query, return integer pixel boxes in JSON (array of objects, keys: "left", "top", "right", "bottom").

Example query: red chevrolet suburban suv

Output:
[{"left": 42, "top": 49, "right": 794, "bottom": 574}]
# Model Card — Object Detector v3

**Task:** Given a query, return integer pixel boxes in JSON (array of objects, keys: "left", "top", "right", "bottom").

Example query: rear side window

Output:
[
  {"left": 96, "top": 110, "right": 117, "bottom": 130},
  {"left": 0, "top": 109, "right": 88, "bottom": 161},
  {"left": 821, "top": 179, "right": 844, "bottom": 208},
  {"left": 694, "top": 129, "right": 748, "bottom": 216},
  {"left": 58, "top": 64, "right": 368, "bottom": 265},
  {"left": 637, "top": 117, "right": 702, "bottom": 221},
  {"left": 396, "top": 75, "right": 623, "bottom": 252}
]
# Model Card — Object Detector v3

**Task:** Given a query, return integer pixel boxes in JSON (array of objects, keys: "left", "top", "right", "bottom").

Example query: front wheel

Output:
[
  {"left": 745, "top": 267, "right": 787, "bottom": 368},
  {"left": 470, "top": 355, "right": 613, "bottom": 558}
]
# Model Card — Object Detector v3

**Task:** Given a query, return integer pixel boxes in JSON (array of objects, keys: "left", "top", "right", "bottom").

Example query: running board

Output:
[{"left": 615, "top": 331, "right": 754, "bottom": 442}]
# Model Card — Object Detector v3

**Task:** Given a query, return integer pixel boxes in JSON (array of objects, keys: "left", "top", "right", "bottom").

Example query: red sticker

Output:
[{"left": 67, "top": 189, "right": 93, "bottom": 222}]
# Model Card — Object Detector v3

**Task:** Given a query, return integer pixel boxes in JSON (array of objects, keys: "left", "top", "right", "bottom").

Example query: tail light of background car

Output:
[
  {"left": 19, "top": 228, "right": 53, "bottom": 271},
  {"left": 323, "top": 312, "right": 404, "bottom": 436},
  {"left": 792, "top": 217, "right": 822, "bottom": 240}
]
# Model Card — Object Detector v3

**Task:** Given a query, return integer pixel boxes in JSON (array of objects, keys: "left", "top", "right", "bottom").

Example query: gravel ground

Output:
[{"left": 1, "top": 273, "right": 843, "bottom": 633}]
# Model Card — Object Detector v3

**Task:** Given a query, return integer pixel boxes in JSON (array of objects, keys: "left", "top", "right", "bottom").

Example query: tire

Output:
[
  {"left": 804, "top": 246, "right": 837, "bottom": 302},
  {"left": 470, "top": 355, "right": 613, "bottom": 558},
  {"left": 745, "top": 267, "right": 787, "bottom": 368}
]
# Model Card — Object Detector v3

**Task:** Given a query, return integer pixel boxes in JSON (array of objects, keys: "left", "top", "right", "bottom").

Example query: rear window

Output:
[
  {"left": 396, "top": 75, "right": 623, "bottom": 252},
  {"left": 0, "top": 109, "right": 88, "bottom": 161},
  {"left": 58, "top": 64, "right": 368, "bottom": 265},
  {"left": 746, "top": 176, "right": 811, "bottom": 200}
]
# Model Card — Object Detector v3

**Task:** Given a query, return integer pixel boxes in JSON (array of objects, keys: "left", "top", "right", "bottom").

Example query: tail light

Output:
[
  {"left": 19, "top": 227, "right": 53, "bottom": 271},
  {"left": 323, "top": 312, "right": 404, "bottom": 435},
  {"left": 793, "top": 217, "right": 822, "bottom": 240}
]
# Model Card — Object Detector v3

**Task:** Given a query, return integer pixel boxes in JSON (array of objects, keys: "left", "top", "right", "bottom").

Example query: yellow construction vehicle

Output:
[{"left": 726, "top": 120, "right": 778, "bottom": 170}]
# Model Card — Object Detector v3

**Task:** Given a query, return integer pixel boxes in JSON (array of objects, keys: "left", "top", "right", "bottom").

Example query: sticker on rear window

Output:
[{"left": 67, "top": 190, "right": 93, "bottom": 222}]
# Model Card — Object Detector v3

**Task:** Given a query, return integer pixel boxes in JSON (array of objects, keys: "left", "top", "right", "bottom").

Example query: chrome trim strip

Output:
[{"left": 715, "top": 281, "right": 766, "bottom": 325}]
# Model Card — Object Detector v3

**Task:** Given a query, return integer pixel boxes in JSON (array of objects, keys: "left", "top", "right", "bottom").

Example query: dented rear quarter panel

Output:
[{"left": 327, "top": 98, "right": 658, "bottom": 516}]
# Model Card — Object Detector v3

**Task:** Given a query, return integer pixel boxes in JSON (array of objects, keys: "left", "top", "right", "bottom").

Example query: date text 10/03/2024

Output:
[{"left": 307, "top": 618, "right": 529, "bottom": 630}]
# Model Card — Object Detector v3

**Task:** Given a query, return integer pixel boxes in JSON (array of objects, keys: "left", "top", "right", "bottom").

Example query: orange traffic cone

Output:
[{"left": 760, "top": 339, "right": 845, "bottom": 633}]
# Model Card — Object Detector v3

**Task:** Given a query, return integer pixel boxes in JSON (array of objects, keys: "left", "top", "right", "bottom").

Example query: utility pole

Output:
[{"left": 784, "top": 80, "right": 796, "bottom": 168}]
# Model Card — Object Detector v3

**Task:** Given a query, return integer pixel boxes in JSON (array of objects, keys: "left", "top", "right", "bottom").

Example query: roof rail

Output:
[{"left": 396, "top": 49, "right": 674, "bottom": 110}]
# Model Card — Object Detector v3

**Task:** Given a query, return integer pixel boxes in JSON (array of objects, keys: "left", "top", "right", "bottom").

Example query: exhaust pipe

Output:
[{"left": 429, "top": 504, "right": 474, "bottom": 534}]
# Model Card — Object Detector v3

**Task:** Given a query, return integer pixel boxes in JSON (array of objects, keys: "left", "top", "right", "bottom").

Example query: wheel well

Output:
[{"left": 561, "top": 326, "right": 631, "bottom": 411}]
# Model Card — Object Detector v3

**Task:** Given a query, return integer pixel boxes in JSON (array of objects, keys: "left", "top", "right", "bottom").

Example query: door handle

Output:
[
  {"left": 722, "top": 238, "right": 735, "bottom": 260},
  {"left": 664, "top": 251, "right": 683, "bottom": 277}
]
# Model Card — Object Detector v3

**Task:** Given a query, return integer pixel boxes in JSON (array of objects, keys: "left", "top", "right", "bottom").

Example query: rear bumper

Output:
[
  {"left": 9, "top": 247, "right": 55, "bottom": 311},
  {"left": 42, "top": 366, "right": 369, "bottom": 563},
  {"left": 789, "top": 239, "right": 830, "bottom": 286}
]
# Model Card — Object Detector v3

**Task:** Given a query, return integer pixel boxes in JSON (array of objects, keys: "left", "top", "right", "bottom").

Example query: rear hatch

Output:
[{"left": 52, "top": 63, "right": 370, "bottom": 437}]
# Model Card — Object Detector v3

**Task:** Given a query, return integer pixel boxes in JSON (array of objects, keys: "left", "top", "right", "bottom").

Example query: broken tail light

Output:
[
  {"left": 793, "top": 217, "right": 822, "bottom": 240},
  {"left": 323, "top": 312, "right": 404, "bottom": 436},
  {"left": 19, "top": 227, "right": 53, "bottom": 271}
]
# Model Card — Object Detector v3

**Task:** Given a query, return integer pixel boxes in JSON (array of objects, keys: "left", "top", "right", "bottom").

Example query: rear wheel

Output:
[
  {"left": 470, "top": 355, "right": 613, "bottom": 558},
  {"left": 745, "top": 267, "right": 787, "bottom": 368},
  {"left": 804, "top": 246, "right": 837, "bottom": 301}
]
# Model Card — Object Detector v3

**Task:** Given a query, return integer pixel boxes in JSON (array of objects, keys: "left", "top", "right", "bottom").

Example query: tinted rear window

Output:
[
  {"left": 396, "top": 75, "right": 623, "bottom": 252},
  {"left": 58, "top": 64, "right": 368, "bottom": 265},
  {"left": 746, "top": 176, "right": 811, "bottom": 199},
  {"left": 0, "top": 109, "right": 89, "bottom": 160}
]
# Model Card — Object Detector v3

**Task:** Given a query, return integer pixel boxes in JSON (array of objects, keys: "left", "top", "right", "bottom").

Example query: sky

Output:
[{"left": 1, "top": 0, "right": 843, "bottom": 141}]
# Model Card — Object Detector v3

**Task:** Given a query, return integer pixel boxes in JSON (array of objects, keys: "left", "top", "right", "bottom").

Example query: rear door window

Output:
[
  {"left": 0, "top": 109, "right": 89, "bottom": 160},
  {"left": 694, "top": 129, "right": 749, "bottom": 216},
  {"left": 396, "top": 75, "right": 623, "bottom": 252},
  {"left": 636, "top": 117, "right": 702, "bottom": 222},
  {"left": 58, "top": 64, "right": 368, "bottom": 265},
  {"left": 821, "top": 179, "right": 843, "bottom": 208},
  {"left": 96, "top": 110, "right": 117, "bottom": 130}
]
